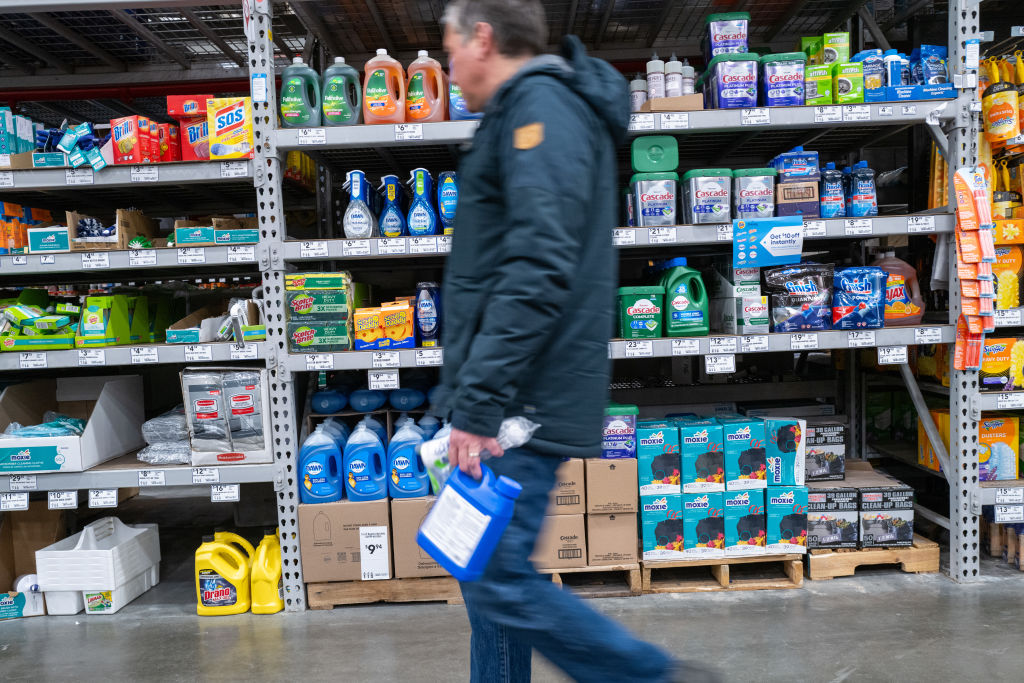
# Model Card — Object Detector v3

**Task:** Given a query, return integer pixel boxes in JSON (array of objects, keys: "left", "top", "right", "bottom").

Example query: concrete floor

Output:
[{"left": 3, "top": 494, "right": 1023, "bottom": 682}]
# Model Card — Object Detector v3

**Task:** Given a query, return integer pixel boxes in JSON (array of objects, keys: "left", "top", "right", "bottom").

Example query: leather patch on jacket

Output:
[{"left": 513, "top": 122, "right": 544, "bottom": 150}]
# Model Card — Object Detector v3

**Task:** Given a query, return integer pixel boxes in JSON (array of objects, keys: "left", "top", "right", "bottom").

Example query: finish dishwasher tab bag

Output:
[
  {"left": 763, "top": 263, "right": 834, "bottom": 332},
  {"left": 832, "top": 266, "right": 887, "bottom": 329}
]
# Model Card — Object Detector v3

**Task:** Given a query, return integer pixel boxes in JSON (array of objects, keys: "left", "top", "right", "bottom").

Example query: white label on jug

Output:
[
  {"left": 89, "top": 489, "right": 118, "bottom": 508},
  {"left": 709, "top": 336, "right": 738, "bottom": 354},
  {"left": 300, "top": 240, "right": 329, "bottom": 258},
  {"left": 359, "top": 525, "right": 391, "bottom": 580},
  {"left": 419, "top": 485, "right": 492, "bottom": 569},
  {"left": 847, "top": 331, "right": 876, "bottom": 347},
  {"left": 741, "top": 108, "right": 770, "bottom": 125},
  {"left": 803, "top": 220, "right": 827, "bottom": 238},
  {"left": 877, "top": 346, "right": 908, "bottom": 365},
  {"left": 790, "top": 333, "right": 818, "bottom": 350},
  {"left": 660, "top": 113, "right": 689, "bottom": 130},
  {"left": 741, "top": 335, "right": 769, "bottom": 352},
  {"left": 907, "top": 216, "right": 935, "bottom": 233},
  {"left": 624, "top": 340, "right": 653, "bottom": 358},
  {"left": 814, "top": 106, "right": 842, "bottom": 123},
  {"left": 628, "top": 114, "right": 655, "bottom": 131},
  {"left": 192, "top": 467, "right": 220, "bottom": 484},
  {"left": 48, "top": 491, "right": 78, "bottom": 510},
  {"left": 613, "top": 229, "right": 636, "bottom": 246},
  {"left": 9, "top": 475, "right": 36, "bottom": 491},
  {"left": 0, "top": 492, "right": 29, "bottom": 511},
  {"left": 648, "top": 227, "right": 677, "bottom": 244},
  {"left": 705, "top": 354, "right": 735, "bottom": 374},
  {"left": 211, "top": 484, "right": 240, "bottom": 503},
  {"left": 915, "top": 327, "right": 942, "bottom": 344},
  {"left": 672, "top": 339, "right": 700, "bottom": 356}
]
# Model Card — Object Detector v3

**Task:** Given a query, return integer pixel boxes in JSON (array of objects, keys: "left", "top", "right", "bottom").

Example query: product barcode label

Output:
[
  {"left": 220, "top": 161, "right": 248, "bottom": 178},
  {"left": 613, "top": 229, "right": 637, "bottom": 246},
  {"left": 39, "top": 255, "right": 55, "bottom": 265},
  {"left": 790, "top": 333, "right": 818, "bottom": 350},
  {"left": 842, "top": 105, "right": 871, "bottom": 122},
  {"left": 624, "top": 340, "right": 653, "bottom": 358},
  {"left": 230, "top": 344, "right": 258, "bottom": 360},
  {"left": 48, "top": 491, "right": 78, "bottom": 510},
  {"left": 0, "top": 171, "right": 13, "bottom": 187},
  {"left": 192, "top": 467, "right": 220, "bottom": 484},
  {"left": 409, "top": 236, "right": 438, "bottom": 254},
  {"left": 368, "top": 369, "right": 400, "bottom": 391},
  {"left": 19, "top": 352, "right": 46, "bottom": 369},
  {"left": 847, "top": 331, "right": 876, "bottom": 347},
  {"left": 138, "top": 470, "right": 165, "bottom": 487},
  {"left": 296, "top": 128, "right": 326, "bottom": 145},
  {"left": 671, "top": 339, "right": 700, "bottom": 356},
  {"left": 648, "top": 227, "right": 677, "bottom": 244},
  {"left": 814, "top": 106, "right": 842, "bottom": 123},
  {"left": 211, "top": 484, "right": 240, "bottom": 502},
  {"left": 628, "top": 113, "right": 655, "bottom": 131},
  {"left": 130, "top": 347, "right": 159, "bottom": 364},
  {"left": 377, "top": 238, "right": 407, "bottom": 255},
  {"left": 844, "top": 219, "right": 873, "bottom": 235},
  {"left": 996, "top": 393, "right": 1024, "bottom": 409},
  {"left": 130, "top": 165, "right": 159, "bottom": 183},
  {"left": 78, "top": 349, "right": 105, "bottom": 366},
  {"left": 0, "top": 492, "right": 29, "bottom": 511},
  {"left": 9, "top": 475, "right": 36, "bottom": 491},
  {"left": 184, "top": 345, "right": 213, "bottom": 362},
  {"left": 878, "top": 105, "right": 895, "bottom": 117},
  {"left": 415, "top": 348, "right": 443, "bottom": 366},
  {"left": 914, "top": 327, "right": 942, "bottom": 344},
  {"left": 877, "top": 345, "right": 909, "bottom": 365},
  {"left": 741, "top": 335, "right": 769, "bottom": 352},
  {"left": 359, "top": 526, "right": 391, "bottom": 580},
  {"left": 342, "top": 239, "right": 371, "bottom": 257},
  {"left": 996, "top": 309, "right": 1023, "bottom": 327},
  {"left": 803, "top": 220, "right": 827, "bottom": 238},
  {"left": 995, "top": 487, "right": 1024, "bottom": 505},
  {"left": 907, "top": 216, "right": 935, "bottom": 233},
  {"left": 994, "top": 505, "right": 1024, "bottom": 523},
  {"left": 709, "top": 336, "right": 738, "bottom": 354},
  {"left": 659, "top": 113, "right": 689, "bottom": 130},
  {"left": 129, "top": 249, "right": 157, "bottom": 267},
  {"left": 741, "top": 108, "right": 770, "bottom": 125},
  {"left": 81, "top": 252, "right": 109, "bottom": 269},
  {"left": 177, "top": 247, "right": 206, "bottom": 264},
  {"left": 88, "top": 489, "right": 118, "bottom": 508},
  {"left": 371, "top": 351, "right": 400, "bottom": 368},
  {"left": 300, "top": 240, "right": 329, "bottom": 258},
  {"left": 705, "top": 354, "right": 735, "bottom": 374},
  {"left": 394, "top": 123, "right": 423, "bottom": 141},
  {"left": 65, "top": 167, "right": 93, "bottom": 185},
  {"left": 305, "top": 354, "right": 334, "bottom": 370},
  {"left": 227, "top": 245, "right": 255, "bottom": 262}
]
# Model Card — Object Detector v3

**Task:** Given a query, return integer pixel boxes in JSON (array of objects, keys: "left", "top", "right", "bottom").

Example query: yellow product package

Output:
[
  {"left": 208, "top": 97, "right": 254, "bottom": 160},
  {"left": 353, "top": 307, "right": 383, "bottom": 350},
  {"left": 979, "top": 414, "right": 1020, "bottom": 481},
  {"left": 379, "top": 302, "right": 415, "bottom": 349}
]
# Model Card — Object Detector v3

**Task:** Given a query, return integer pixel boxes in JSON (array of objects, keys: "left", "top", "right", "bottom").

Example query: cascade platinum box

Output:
[
  {"left": 680, "top": 419, "right": 725, "bottom": 493},
  {"left": 765, "top": 418, "right": 806, "bottom": 486},
  {"left": 719, "top": 416, "right": 768, "bottom": 491},
  {"left": 804, "top": 419, "right": 847, "bottom": 481},
  {"left": 682, "top": 492, "right": 724, "bottom": 558},
  {"left": 765, "top": 486, "right": 808, "bottom": 554},
  {"left": 710, "top": 296, "right": 770, "bottom": 335},
  {"left": 806, "top": 483, "right": 858, "bottom": 549},
  {"left": 723, "top": 489, "right": 766, "bottom": 556},
  {"left": 641, "top": 494, "right": 685, "bottom": 560},
  {"left": 637, "top": 421, "right": 680, "bottom": 495}
]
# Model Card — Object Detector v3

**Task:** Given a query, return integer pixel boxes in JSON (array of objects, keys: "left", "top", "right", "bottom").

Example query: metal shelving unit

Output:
[{"left": 0, "top": 341, "right": 262, "bottom": 370}]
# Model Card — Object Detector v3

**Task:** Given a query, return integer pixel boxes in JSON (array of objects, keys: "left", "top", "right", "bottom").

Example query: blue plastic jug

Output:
[
  {"left": 417, "top": 464, "right": 522, "bottom": 581},
  {"left": 359, "top": 415, "right": 388, "bottom": 446},
  {"left": 299, "top": 427, "right": 343, "bottom": 503},
  {"left": 387, "top": 423, "right": 429, "bottom": 497},
  {"left": 311, "top": 389, "right": 347, "bottom": 414},
  {"left": 343, "top": 424, "right": 388, "bottom": 501},
  {"left": 349, "top": 388, "right": 386, "bottom": 412},
  {"left": 389, "top": 387, "right": 425, "bottom": 411},
  {"left": 418, "top": 415, "right": 441, "bottom": 440},
  {"left": 448, "top": 71, "right": 482, "bottom": 121}
]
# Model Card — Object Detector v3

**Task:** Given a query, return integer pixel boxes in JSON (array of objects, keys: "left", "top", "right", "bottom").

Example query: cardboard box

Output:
[
  {"left": 585, "top": 458, "right": 638, "bottom": 513},
  {"left": 179, "top": 116, "right": 210, "bottom": 162},
  {"left": 547, "top": 458, "right": 585, "bottom": 515},
  {"left": 165, "top": 304, "right": 227, "bottom": 344},
  {"left": 530, "top": 513, "right": 586, "bottom": 569},
  {"left": 602, "top": 404, "right": 638, "bottom": 459},
  {"left": 805, "top": 420, "right": 847, "bottom": 481},
  {"left": 766, "top": 486, "right": 808, "bottom": 554},
  {"left": 586, "top": 513, "right": 638, "bottom": 566},
  {"left": 0, "top": 513, "right": 14, "bottom": 592},
  {"left": 979, "top": 337, "right": 1024, "bottom": 392},
  {"left": 390, "top": 497, "right": 448, "bottom": 578},
  {"left": 637, "top": 421, "right": 680, "bottom": 495},
  {"left": 641, "top": 494, "right": 684, "bottom": 560},
  {"left": 639, "top": 93, "right": 704, "bottom": 112},
  {"left": 775, "top": 181, "right": 820, "bottom": 218},
  {"left": 167, "top": 94, "right": 214, "bottom": 118},
  {"left": 26, "top": 225, "right": 70, "bottom": 253},
  {"left": 710, "top": 296, "right": 770, "bottom": 335},
  {"left": 723, "top": 489, "right": 766, "bottom": 556},
  {"left": 0, "top": 376, "right": 144, "bottom": 474},
  {"left": 858, "top": 471, "right": 914, "bottom": 548},
  {"left": 298, "top": 499, "right": 391, "bottom": 582},
  {"left": 66, "top": 209, "right": 156, "bottom": 252},
  {"left": 806, "top": 483, "right": 858, "bottom": 549}
]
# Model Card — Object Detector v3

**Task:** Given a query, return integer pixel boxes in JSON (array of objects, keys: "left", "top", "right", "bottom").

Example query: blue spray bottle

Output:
[
  {"left": 407, "top": 168, "right": 439, "bottom": 236},
  {"left": 437, "top": 171, "right": 458, "bottom": 234},
  {"left": 299, "top": 427, "right": 344, "bottom": 503},
  {"left": 343, "top": 169, "right": 379, "bottom": 239},
  {"left": 387, "top": 422, "right": 429, "bottom": 498},
  {"left": 343, "top": 423, "right": 388, "bottom": 501},
  {"left": 378, "top": 174, "right": 407, "bottom": 237}
]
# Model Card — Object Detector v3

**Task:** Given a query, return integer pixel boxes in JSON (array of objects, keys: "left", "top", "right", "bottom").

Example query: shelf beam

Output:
[
  {"left": 0, "top": 26, "right": 72, "bottom": 74},
  {"left": 27, "top": 12, "right": 125, "bottom": 70},
  {"left": 178, "top": 8, "right": 247, "bottom": 69}
]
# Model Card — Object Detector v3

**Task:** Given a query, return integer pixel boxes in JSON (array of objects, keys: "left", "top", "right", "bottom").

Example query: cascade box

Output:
[
  {"left": 585, "top": 458, "right": 638, "bottom": 513},
  {"left": 710, "top": 296, "right": 770, "bottom": 335},
  {"left": 0, "top": 376, "right": 144, "bottom": 474},
  {"left": 806, "top": 482, "right": 858, "bottom": 549},
  {"left": 719, "top": 416, "right": 768, "bottom": 491},
  {"left": 765, "top": 486, "right": 808, "bottom": 554},
  {"left": 765, "top": 418, "right": 806, "bottom": 486},
  {"left": 637, "top": 421, "right": 680, "bottom": 496},
  {"left": 682, "top": 492, "right": 724, "bottom": 558},
  {"left": 390, "top": 497, "right": 448, "bottom": 579},
  {"left": 640, "top": 494, "right": 685, "bottom": 560},
  {"left": 804, "top": 420, "right": 847, "bottom": 481},
  {"left": 587, "top": 513, "right": 638, "bottom": 566},
  {"left": 680, "top": 420, "right": 724, "bottom": 493},
  {"left": 298, "top": 499, "right": 391, "bottom": 583},
  {"left": 723, "top": 489, "right": 766, "bottom": 556},
  {"left": 547, "top": 458, "right": 585, "bottom": 515},
  {"left": 857, "top": 470, "right": 914, "bottom": 548},
  {"left": 530, "top": 514, "right": 586, "bottom": 569}
]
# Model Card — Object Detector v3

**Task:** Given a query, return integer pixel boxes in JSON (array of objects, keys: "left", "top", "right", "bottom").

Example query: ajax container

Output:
[
  {"left": 871, "top": 251, "right": 925, "bottom": 326},
  {"left": 322, "top": 57, "right": 362, "bottom": 126},
  {"left": 618, "top": 286, "right": 664, "bottom": 338},
  {"left": 195, "top": 535, "right": 251, "bottom": 615},
  {"left": 733, "top": 168, "right": 776, "bottom": 219},
  {"left": 406, "top": 50, "right": 447, "bottom": 122},
  {"left": 279, "top": 57, "right": 321, "bottom": 127},
  {"left": 363, "top": 48, "right": 406, "bottom": 124},
  {"left": 658, "top": 257, "right": 709, "bottom": 337},
  {"left": 683, "top": 168, "right": 732, "bottom": 224},
  {"left": 251, "top": 530, "right": 283, "bottom": 614},
  {"left": 417, "top": 464, "right": 522, "bottom": 581},
  {"left": 760, "top": 53, "right": 806, "bottom": 107}
]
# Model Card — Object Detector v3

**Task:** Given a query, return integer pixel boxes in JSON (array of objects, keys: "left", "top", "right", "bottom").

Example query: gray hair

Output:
[{"left": 442, "top": 0, "right": 548, "bottom": 57}]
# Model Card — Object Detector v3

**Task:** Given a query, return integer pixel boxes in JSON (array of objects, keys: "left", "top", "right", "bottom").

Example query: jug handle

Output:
[
  {"left": 453, "top": 463, "right": 495, "bottom": 487},
  {"left": 211, "top": 546, "right": 248, "bottom": 581}
]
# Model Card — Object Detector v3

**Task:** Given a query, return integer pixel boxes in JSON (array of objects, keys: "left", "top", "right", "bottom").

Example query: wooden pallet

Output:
[
  {"left": 538, "top": 563, "right": 642, "bottom": 599},
  {"left": 641, "top": 554, "right": 804, "bottom": 594},
  {"left": 806, "top": 535, "right": 940, "bottom": 580},
  {"left": 307, "top": 576, "right": 463, "bottom": 609}
]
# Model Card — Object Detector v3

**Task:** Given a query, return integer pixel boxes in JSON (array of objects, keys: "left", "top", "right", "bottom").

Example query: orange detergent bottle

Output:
[
  {"left": 363, "top": 48, "right": 406, "bottom": 124},
  {"left": 195, "top": 535, "right": 251, "bottom": 615},
  {"left": 406, "top": 50, "right": 447, "bottom": 122},
  {"left": 871, "top": 251, "right": 925, "bottom": 326}
]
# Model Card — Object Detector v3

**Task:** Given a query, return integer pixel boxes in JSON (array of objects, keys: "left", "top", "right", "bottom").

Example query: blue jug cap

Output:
[
  {"left": 495, "top": 476, "right": 522, "bottom": 500},
  {"left": 663, "top": 257, "right": 688, "bottom": 268}
]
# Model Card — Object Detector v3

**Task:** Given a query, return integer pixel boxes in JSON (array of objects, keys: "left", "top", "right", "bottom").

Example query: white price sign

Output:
[
  {"left": 40, "top": 255, "right": 55, "bottom": 265},
  {"left": 790, "top": 333, "right": 819, "bottom": 350},
  {"left": 878, "top": 105, "right": 895, "bottom": 117},
  {"left": 220, "top": 161, "right": 248, "bottom": 178},
  {"left": 717, "top": 224, "right": 733, "bottom": 241},
  {"left": 300, "top": 240, "right": 329, "bottom": 258},
  {"left": 368, "top": 369, "right": 400, "bottom": 391},
  {"left": 81, "top": 252, "right": 109, "bottom": 269},
  {"left": 359, "top": 526, "right": 391, "bottom": 580},
  {"left": 842, "top": 105, "right": 871, "bottom": 122},
  {"left": 814, "top": 106, "right": 842, "bottom": 123},
  {"left": 415, "top": 348, "right": 443, "bottom": 366},
  {"left": 803, "top": 220, "right": 827, "bottom": 238},
  {"left": 409, "top": 236, "right": 438, "bottom": 254},
  {"left": 915, "top": 327, "right": 942, "bottom": 344},
  {"left": 19, "top": 352, "right": 46, "bottom": 369},
  {"left": 342, "top": 239, "right": 371, "bottom": 257},
  {"left": 185, "top": 345, "right": 213, "bottom": 362},
  {"left": 995, "top": 309, "right": 1023, "bottom": 327},
  {"left": 130, "top": 347, "right": 159, "bottom": 364},
  {"left": 138, "top": 470, "right": 165, "bottom": 487},
  {"left": 192, "top": 467, "right": 221, "bottom": 484},
  {"left": 659, "top": 113, "right": 689, "bottom": 130},
  {"left": 648, "top": 227, "right": 677, "bottom": 244},
  {"left": 705, "top": 354, "right": 736, "bottom": 374},
  {"left": 177, "top": 247, "right": 206, "bottom": 264},
  {"left": 305, "top": 354, "right": 334, "bottom": 370},
  {"left": 65, "top": 167, "right": 93, "bottom": 185},
  {"left": 11, "top": 255, "right": 25, "bottom": 266},
  {"left": 709, "top": 337, "right": 738, "bottom": 354},
  {"left": 9, "top": 475, "right": 36, "bottom": 491},
  {"left": 844, "top": 218, "right": 873, "bottom": 235},
  {"left": 88, "top": 489, "right": 118, "bottom": 508},
  {"left": 394, "top": 123, "right": 423, "bottom": 141},
  {"left": 371, "top": 351, "right": 400, "bottom": 368},
  {"left": 129, "top": 249, "right": 157, "bottom": 267},
  {"left": 996, "top": 392, "right": 1024, "bottom": 409},
  {"left": 671, "top": 339, "right": 700, "bottom": 356},
  {"left": 230, "top": 344, "right": 258, "bottom": 360},
  {"left": 847, "top": 331, "right": 876, "bottom": 347},
  {"left": 741, "top": 108, "right": 770, "bottom": 125},
  {"left": 227, "top": 245, "right": 255, "bottom": 262},
  {"left": 437, "top": 236, "right": 453, "bottom": 253},
  {"left": 901, "top": 104, "right": 918, "bottom": 116},
  {"left": 628, "top": 113, "right": 655, "bottom": 131},
  {"left": 995, "top": 487, "right": 1024, "bottom": 505},
  {"left": 377, "top": 238, "right": 407, "bottom": 255},
  {"left": 211, "top": 484, "right": 241, "bottom": 503},
  {"left": 0, "top": 492, "right": 29, "bottom": 511},
  {"left": 994, "top": 505, "right": 1024, "bottom": 523},
  {"left": 907, "top": 216, "right": 936, "bottom": 233},
  {"left": 741, "top": 335, "right": 769, "bottom": 352},
  {"left": 130, "top": 165, "right": 159, "bottom": 183},
  {"left": 78, "top": 349, "right": 105, "bottom": 366},
  {"left": 877, "top": 345, "right": 909, "bottom": 365},
  {"left": 0, "top": 171, "right": 13, "bottom": 187},
  {"left": 48, "top": 491, "right": 78, "bottom": 510},
  {"left": 296, "top": 128, "right": 326, "bottom": 145},
  {"left": 624, "top": 340, "right": 653, "bottom": 358},
  {"left": 612, "top": 229, "right": 636, "bottom": 246}
]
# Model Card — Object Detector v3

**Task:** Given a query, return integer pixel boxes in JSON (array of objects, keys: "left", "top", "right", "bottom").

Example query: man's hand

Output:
[{"left": 449, "top": 427, "right": 504, "bottom": 480}]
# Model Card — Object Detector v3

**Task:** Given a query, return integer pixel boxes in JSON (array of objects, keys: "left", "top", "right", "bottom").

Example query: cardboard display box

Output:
[
  {"left": 547, "top": 458, "right": 585, "bottom": 515},
  {"left": 806, "top": 482, "right": 859, "bottom": 549},
  {"left": 531, "top": 514, "right": 586, "bottom": 569},
  {"left": 585, "top": 458, "right": 638, "bottom": 513},
  {"left": 65, "top": 209, "right": 157, "bottom": 251},
  {"left": 639, "top": 93, "right": 704, "bottom": 112},
  {"left": 298, "top": 499, "right": 391, "bottom": 583},
  {"left": 390, "top": 497, "right": 448, "bottom": 579},
  {"left": 586, "top": 513, "right": 637, "bottom": 566},
  {"left": 805, "top": 420, "right": 847, "bottom": 481}
]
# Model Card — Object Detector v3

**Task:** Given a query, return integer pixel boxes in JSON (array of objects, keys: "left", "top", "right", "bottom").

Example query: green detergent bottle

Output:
[
  {"left": 658, "top": 257, "right": 709, "bottom": 336},
  {"left": 322, "top": 57, "right": 362, "bottom": 126},
  {"left": 280, "top": 57, "right": 322, "bottom": 127}
]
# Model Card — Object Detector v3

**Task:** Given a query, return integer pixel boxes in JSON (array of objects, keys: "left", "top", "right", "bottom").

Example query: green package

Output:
[
  {"left": 618, "top": 286, "right": 663, "bottom": 339},
  {"left": 833, "top": 62, "right": 864, "bottom": 103},
  {"left": 805, "top": 65, "right": 833, "bottom": 105},
  {"left": 285, "top": 290, "right": 351, "bottom": 321},
  {"left": 801, "top": 37, "right": 822, "bottom": 65},
  {"left": 823, "top": 32, "right": 850, "bottom": 65},
  {"left": 287, "top": 321, "right": 350, "bottom": 352}
]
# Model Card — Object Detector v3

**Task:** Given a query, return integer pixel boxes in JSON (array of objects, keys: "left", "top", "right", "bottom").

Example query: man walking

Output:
[{"left": 433, "top": 1, "right": 716, "bottom": 680}]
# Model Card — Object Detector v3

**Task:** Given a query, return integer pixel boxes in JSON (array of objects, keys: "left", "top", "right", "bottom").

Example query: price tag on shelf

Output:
[
  {"left": 741, "top": 335, "right": 769, "bottom": 352},
  {"left": 0, "top": 171, "right": 13, "bottom": 188},
  {"left": 844, "top": 218, "right": 873, "bottom": 235},
  {"left": 130, "top": 347, "right": 159, "bottom": 364},
  {"left": 672, "top": 339, "right": 700, "bottom": 356},
  {"left": 300, "top": 240, "right": 329, "bottom": 258},
  {"left": 915, "top": 327, "right": 942, "bottom": 344},
  {"left": 709, "top": 336, "right": 738, "bottom": 354},
  {"left": 415, "top": 348, "right": 443, "bottom": 366},
  {"left": 612, "top": 229, "right": 636, "bottom": 246},
  {"left": 0, "top": 154, "right": 8, "bottom": 167},
  {"left": 9, "top": 475, "right": 36, "bottom": 491},
  {"left": 803, "top": 220, "right": 827, "bottom": 238},
  {"left": 878, "top": 105, "right": 895, "bottom": 117},
  {"left": 995, "top": 309, "right": 1022, "bottom": 327},
  {"left": 230, "top": 344, "right": 258, "bottom": 360},
  {"left": 297, "top": 128, "right": 326, "bottom": 146},
  {"left": 184, "top": 345, "right": 213, "bottom": 362},
  {"left": 394, "top": 123, "right": 423, "bottom": 141},
  {"left": 847, "top": 330, "right": 876, "bottom": 347},
  {"left": 648, "top": 227, "right": 677, "bottom": 244},
  {"left": 741, "top": 108, "right": 770, "bottom": 125},
  {"left": 0, "top": 492, "right": 29, "bottom": 511},
  {"left": 138, "top": 470, "right": 165, "bottom": 487},
  {"left": 19, "top": 352, "right": 46, "bottom": 369},
  {"left": 371, "top": 351, "right": 400, "bottom": 368},
  {"left": 129, "top": 249, "right": 157, "bottom": 267},
  {"left": 88, "top": 489, "right": 118, "bottom": 508},
  {"left": 994, "top": 505, "right": 1024, "bottom": 523},
  {"left": 11, "top": 255, "right": 25, "bottom": 266},
  {"left": 705, "top": 354, "right": 736, "bottom": 374},
  {"left": 78, "top": 349, "right": 105, "bottom": 366},
  {"left": 628, "top": 113, "right": 655, "bottom": 131},
  {"left": 368, "top": 369, "right": 400, "bottom": 391},
  {"left": 790, "top": 333, "right": 819, "bottom": 350},
  {"left": 659, "top": 113, "right": 689, "bottom": 130},
  {"left": 359, "top": 526, "right": 391, "bottom": 580},
  {"left": 907, "top": 215, "right": 935, "bottom": 233},
  {"left": 211, "top": 484, "right": 241, "bottom": 503},
  {"left": 220, "top": 161, "right": 248, "bottom": 178},
  {"left": 305, "top": 354, "right": 334, "bottom": 370},
  {"left": 437, "top": 235, "right": 453, "bottom": 253},
  {"left": 714, "top": 224, "right": 733, "bottom": 241},
  {"left": 814, "top": 106, "right": 842, "bottom": 123},
  {"left": 40, "top": 255, "right": 55, "bottom": 265},
  {"left": 877, "top": 345, "right": 909, "bottom": 365},
  {"left": 81, "top": 252, "right": 109, "bottom": 269},
  {"left": 65, "top": 167, "right": 93, "bottom": 185},
  {"left": 624, "top": 340, "right": 653, "bottom": 358},
  {"left": 996, "top": 392, "right": 1024, "bottom": 409},
  {"left": 995, "top": 487, "right": 1024, "bottom": 505},
  {"left": 130, "top": 165, "right": 159, "bottom": 183},
  {"left": 377, "top": 237, "right": 407, "bottom": 255},
  {"left": 342, "top": 239, "right": 371, "bottom": 257},
  {"left": 842, "top": 105, "right": 871, "bottom": 122},
  {"left": 193, "top": 467, "right": 221, "bottom": 484},
  {"left": 227, "top": 245, "right": 255, "bottom": 262},
  {"left": 48, "top": 491, "right": 78, "bottom": 510},
  {"left": 901, "top": 104, "right": 918, "bottom": 116},
  {"left": 177, "top": 247, "right": 206, "bottom": 264},
  {"left": 409, "top": 236, "right": 438, "bottom": 254}
]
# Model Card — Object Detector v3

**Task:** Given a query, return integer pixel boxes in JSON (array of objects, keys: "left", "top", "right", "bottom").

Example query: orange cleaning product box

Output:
[
  {"left": 167, "top": 94, "right": 213, "bottom": 119},
  {"left": 353, "top": 307, "right": 383, "bottom": 350},
  {"left": 179, "top": 116, "right": 210, "bottom": 161},
  {"left": 379, "top": 302, "right": 414, "bottom": 349},
  {"left": 979, "top": 337, "right": 1024, "bottom": 391},
  {"left": 110, "top": 115, "right": 153, "bottom": 164}
]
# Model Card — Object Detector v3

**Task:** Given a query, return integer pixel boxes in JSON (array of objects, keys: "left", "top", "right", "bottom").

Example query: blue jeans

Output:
[{"left": 459, "top": 448, "right": 673, "bottom": 682}]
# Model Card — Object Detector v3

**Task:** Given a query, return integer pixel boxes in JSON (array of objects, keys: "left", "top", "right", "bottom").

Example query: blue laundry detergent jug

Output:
[
  {"left": 343, "top": 423, "right": 388, "bottom": 501},
  {"left": 299, "top": 427, "right": 344, "bottom": 503},
  {"left": 389, "top": 387, "right": 425, "bottom": 411},
  {"left": 418, "top": 415, "right": 441, "bottom": 440},
  {"left": 349, "top": 388, "right": 387, "bottom": 412},
  {"left": 417, "top": 464, "right": 522, "bottom": 581},
  {"left": 311, "top": 389, "right": 347, "bottom": 414},
  {"left": 387, "top": 423, "right": 429, "bottom": 497}
]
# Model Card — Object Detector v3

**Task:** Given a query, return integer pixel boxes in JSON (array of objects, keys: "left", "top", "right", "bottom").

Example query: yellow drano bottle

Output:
[
  {"left": 214, "top": 530, "right": 255, "bottom": 566},
  {"left": 251, "top": 529, "right": 284, "bottom": 614},
  {"left": 195, "top": 535, "right": 252, "bottom": 616}
]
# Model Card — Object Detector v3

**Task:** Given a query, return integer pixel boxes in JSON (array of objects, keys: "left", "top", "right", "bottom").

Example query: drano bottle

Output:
[
  {"left": 322, "top": 57, "right": 362, "bottom": 126},
  {"left": 250, "top": 530, "right": 284, "bottom": 614},
  {"left": 387, "top": 422, "right": 429, "bottom": 497},
  {"left": 299, "top": 426, "right": 344, "bottom": 503},
  {"left": 195, "top": 535, "right": 251, "bottom": 615},
  {"left": 343, "top": 423, "right": 388, "bottom": 501},
  {"left": 378, "top": 174, "right": 407, "bottom": 237},
  {"left": 279, "top": 57, "right": 322, "bottom": 127},
  {"left": 407, "top": 168, "right": 439, "bottom": 236}
]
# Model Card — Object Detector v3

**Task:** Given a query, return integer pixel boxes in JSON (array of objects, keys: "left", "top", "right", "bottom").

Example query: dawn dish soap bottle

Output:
[
  {"left": 322, "top": 57, "right": 362, "bottom": 126},
  {"left": 378, "top": 174, "right": 407, "bottom": 237},
  {"left": 387, "top": 422, "right": 429, "bottom": 498},
  {"left": 279, "top": 57, "right": 322, "bottom": 127},
  {"left": 299, "top": 426, "right": 343, "bottom": 503},
  {"left": 407, "top": 168, "right": 439, "bottom": 236},
  {"left": 343, "top": 169, "right": 379, "bottom": 239},
  {"left": 343, "top": 422, "right": 388, "bottom": 501},
  {"left": 437, "top": 171, "right": 458, "bottom": 234}
]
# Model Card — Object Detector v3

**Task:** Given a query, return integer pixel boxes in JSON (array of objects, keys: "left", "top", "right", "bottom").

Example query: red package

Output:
[{"left": 167, "top": 94, "right": 214, "bottom": 119}]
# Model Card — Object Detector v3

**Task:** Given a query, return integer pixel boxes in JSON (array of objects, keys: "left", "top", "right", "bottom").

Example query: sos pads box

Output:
[
  {"left": 683, "top": 492, "right": 725, "bottom": 558},
  {"left": 765, "top": 418, "right": 806, "bottom": 486},
  {"left": 641, "top": 494, "right": 685, "bottom": 560},
  {"left": 680, "top": 419, "right": 725, "bottom": 493},
  {"left": 719, "top": 416, "right": 767, "bottom": 491},
  {"left": 724, "top": 489, "right": 766, "bottom": 556},
  {"left": 766, "top": 486, "right": 808, "bottom": 554},
  {"left": 637, "top": 421, "right": 681, "bottom": 495}
]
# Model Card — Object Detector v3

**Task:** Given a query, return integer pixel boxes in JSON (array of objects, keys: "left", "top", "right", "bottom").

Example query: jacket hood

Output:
[{"left": 491, "top": 35, "right": 629, "bottom": 144}]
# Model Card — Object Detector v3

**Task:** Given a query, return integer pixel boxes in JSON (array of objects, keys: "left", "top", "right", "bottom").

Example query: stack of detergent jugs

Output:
[{"left": 195, "top": 529, "right": 284, "bottom": 615}]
